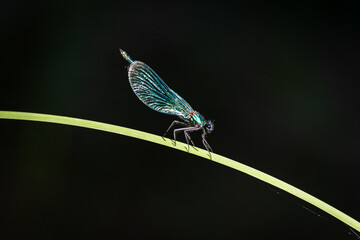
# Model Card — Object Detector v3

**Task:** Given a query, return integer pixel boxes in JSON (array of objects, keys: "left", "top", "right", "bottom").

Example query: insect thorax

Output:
[{"left": 184, "top": 111, "right": 204, "bottom": 126}]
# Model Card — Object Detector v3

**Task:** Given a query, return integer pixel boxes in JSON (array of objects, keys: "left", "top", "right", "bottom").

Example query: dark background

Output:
[{"left": 1, "top": 1, "right": 360, "bottom": 239}]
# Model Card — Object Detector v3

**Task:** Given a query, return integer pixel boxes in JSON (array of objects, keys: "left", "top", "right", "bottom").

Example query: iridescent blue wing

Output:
[{"left": 128, "top": 61, "right": 194, "bottom": 118}]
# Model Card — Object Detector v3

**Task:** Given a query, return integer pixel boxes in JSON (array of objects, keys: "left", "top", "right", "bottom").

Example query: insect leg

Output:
[
  {"left": 184, "top": 132, "right": 196, "bottom": 148},
  {"left": 201, "top": 129, "right": 213, "bottom": 159},
  {"left": 173, "top": 126, "right": 198, "bottom": 150},
  {"left": 202, "top": 139, "right": 213, "bottom": 152},
  {"left": 163, "top": 120, "right": 187, "bottom": 141},
  {"left": 184, "top": 127, "right": 202, "bottom": 152}
]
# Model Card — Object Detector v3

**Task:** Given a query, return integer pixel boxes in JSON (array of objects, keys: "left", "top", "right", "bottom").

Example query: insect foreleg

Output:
[{"left": 202, "top": 130, "right": 213, "bottom": 153}]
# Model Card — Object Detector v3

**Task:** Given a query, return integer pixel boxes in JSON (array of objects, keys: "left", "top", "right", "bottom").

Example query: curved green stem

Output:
[{"left": 0, "top": 110, "right": 359, "bottom": 232}]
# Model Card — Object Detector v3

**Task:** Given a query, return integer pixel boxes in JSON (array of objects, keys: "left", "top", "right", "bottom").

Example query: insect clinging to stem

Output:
[{"left": 120, "top": 49, "right": 214, "bottom": 154}]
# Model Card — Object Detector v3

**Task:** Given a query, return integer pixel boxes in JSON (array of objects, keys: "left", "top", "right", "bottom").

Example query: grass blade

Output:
[{"left": 0, "top": 110, "right": 359, "bottom": 232}]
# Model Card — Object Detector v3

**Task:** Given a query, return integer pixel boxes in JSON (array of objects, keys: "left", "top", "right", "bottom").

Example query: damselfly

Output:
[{"left": 120, "top": 49, "right": 214, "bottom": 153}]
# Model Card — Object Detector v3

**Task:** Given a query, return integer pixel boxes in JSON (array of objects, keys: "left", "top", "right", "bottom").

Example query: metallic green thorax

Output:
[{"left": 188, "top": 112, "right": 205, "bottom": 126}]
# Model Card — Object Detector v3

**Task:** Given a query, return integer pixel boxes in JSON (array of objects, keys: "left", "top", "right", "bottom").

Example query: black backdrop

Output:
[{"left": 1, "top": 1, "right": 360, "bottom": 239}]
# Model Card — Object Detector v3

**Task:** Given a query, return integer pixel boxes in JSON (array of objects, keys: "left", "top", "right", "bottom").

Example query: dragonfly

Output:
[{"left": 120, "top": 49, "right": 214, "bottom": 153}]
